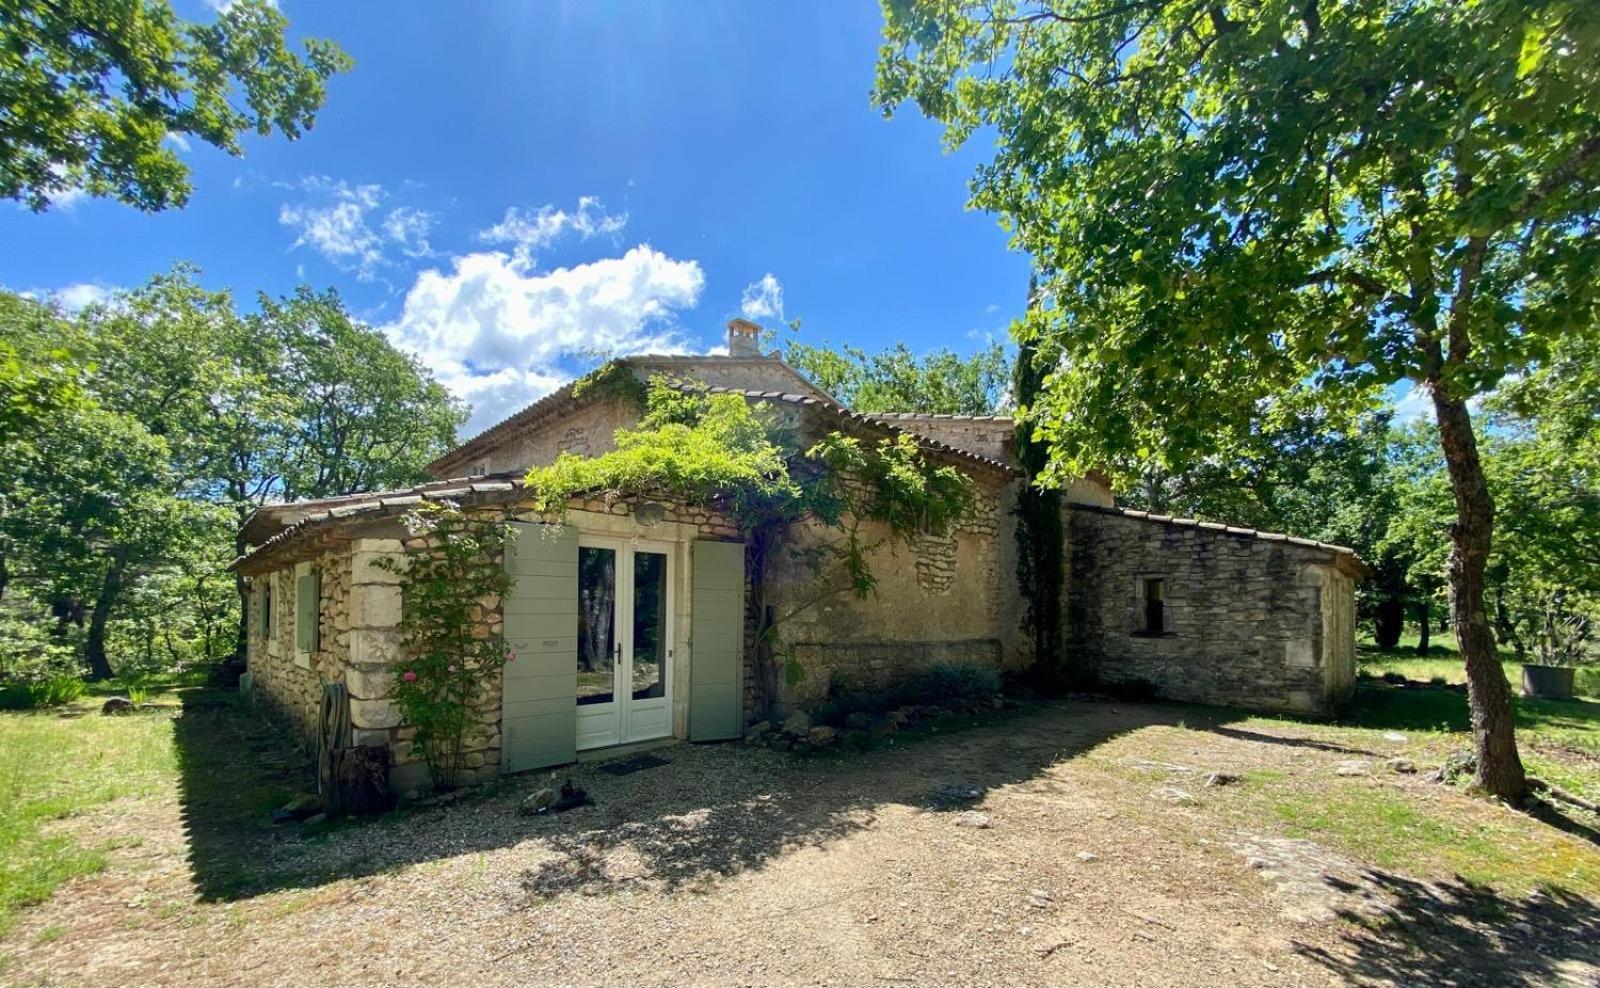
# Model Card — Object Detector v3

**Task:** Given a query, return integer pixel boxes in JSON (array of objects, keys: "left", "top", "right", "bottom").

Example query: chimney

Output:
[{"left": 726, "top": 318, "right": 763, "bottom": 357}]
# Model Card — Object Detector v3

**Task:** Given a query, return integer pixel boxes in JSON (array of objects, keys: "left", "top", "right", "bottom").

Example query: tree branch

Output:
[{"left": 1512, "top": 134, "right": 1600, "bottom": 224}]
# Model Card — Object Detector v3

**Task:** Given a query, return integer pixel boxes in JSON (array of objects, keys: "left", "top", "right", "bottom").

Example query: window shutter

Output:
[
  {"left": 501, "top": 522, "right": 578, "bottom": 772},
  {"left": 690, "top": 539, "right": 745, "bottom": 741},
  {"left": 296, "top": 570, "right": 320, "bottom": 653}
]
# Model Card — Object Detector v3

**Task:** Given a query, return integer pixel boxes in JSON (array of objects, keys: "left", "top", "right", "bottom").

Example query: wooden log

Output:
[{"left": 323, "top": 745, "right": 394, "bottom": 816}]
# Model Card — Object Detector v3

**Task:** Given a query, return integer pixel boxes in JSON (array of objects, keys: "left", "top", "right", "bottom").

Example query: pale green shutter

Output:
[
  {"left": 502, "top": 522, "right": 578, "bottom": 772},
  {"left": 690, "top": 539, "right": 745, "bottom": 741},
  {"left": 295, "top": 570, "right": 319, "bottom": 652}
]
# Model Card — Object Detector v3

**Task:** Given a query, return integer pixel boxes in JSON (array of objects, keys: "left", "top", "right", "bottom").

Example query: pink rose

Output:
[
  {"left": 506, "top": 651, "right": 516, "bottom": 663},
  {"left": 402, "top": 670, "right": 417, "bottom": 682},
  {"left": 447, "top": 664, "right": 457, "bottom": 673}
]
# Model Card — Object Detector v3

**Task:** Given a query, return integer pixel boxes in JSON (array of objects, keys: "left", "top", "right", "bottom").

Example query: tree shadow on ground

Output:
[
  {"left": 1206, "top": 724, "right": 1382, "bottom": 757},
  {"left": 172, "top": 689, "right": 317, "bottom": 900},
  {"left": 172, "top": 687, "right": 1185, "bottom": 903},
  {"left": 1344, "top": 680, "right": 1600, "bottom": 737},
  {"left": 1525, "top": 798, "right": 1600, "bottom": 850},
  {"left": 174, "top": 681, "right": 1600, "bottom": 935},
  {"left": 1293, "top": 871, "right": 1600, "bottom": 987}
]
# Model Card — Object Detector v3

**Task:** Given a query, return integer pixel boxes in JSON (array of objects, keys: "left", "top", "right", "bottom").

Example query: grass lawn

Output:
[
  {"left": 1358, "top": 628, "right": 1600, "bottom": 697},
  {"left": 0, "top": 700, "right": 178, "bottom": 936}
]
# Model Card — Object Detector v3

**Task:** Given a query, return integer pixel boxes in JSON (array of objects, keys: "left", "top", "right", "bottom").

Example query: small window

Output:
[
  {"left": 1142, "top": 578, "right": 1166, "bottom": 635},
  {"left": 468, "top": 460, "right": 490, "bottom": 477},
  {"left": 260, "top": 581, "right": 273, "bottom": 637}
]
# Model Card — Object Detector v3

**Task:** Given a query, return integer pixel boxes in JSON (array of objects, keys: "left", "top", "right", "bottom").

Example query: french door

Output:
[{"left": 575, "top": 536, "right": 674, "bottom": 750}]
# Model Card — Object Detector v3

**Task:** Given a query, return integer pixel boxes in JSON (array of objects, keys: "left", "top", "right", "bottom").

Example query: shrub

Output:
[{"left": 0, "top": 676, "right": 86, "bottom": 711}]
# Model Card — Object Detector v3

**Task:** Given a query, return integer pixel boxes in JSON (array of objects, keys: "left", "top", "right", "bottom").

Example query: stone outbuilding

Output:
[{"left": 234, "top": 319, "right": 1363, "bottom": 793}]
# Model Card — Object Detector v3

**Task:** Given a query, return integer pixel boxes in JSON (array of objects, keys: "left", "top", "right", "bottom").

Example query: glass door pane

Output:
[
  {"left": 630, "top": 551, "right": 668, "bottom": 700},
  {"left": 576, "top": 546, "right": 616, "bottom": 706}
]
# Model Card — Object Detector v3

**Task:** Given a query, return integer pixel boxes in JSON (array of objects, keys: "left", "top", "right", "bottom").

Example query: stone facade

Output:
[
  {"left": 245, "top": 539, "right": 428, "bottom": 788},
  {"left": 245, "top": 494, "right": 742, "bottom": 794},
  {"left": 762, "top": 483, "right": 1011, "bottom": 717},
  {"left": 247, "top": 549, "right": 354, "bottom": 740},
  {"left": 1065, "top": 504, "right": 1360, "bottom": 715}
]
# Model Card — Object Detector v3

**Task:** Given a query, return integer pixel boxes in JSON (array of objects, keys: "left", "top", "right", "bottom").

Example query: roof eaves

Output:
[
  {"left": 1067, "top": 502, "right": 1369, "bottom": 572},
  {"left": 232, "top": 474, "right": 527, "bottom": 573},
  {"left": 678, "top": 383, "right": 1019, "bottom": 478}
]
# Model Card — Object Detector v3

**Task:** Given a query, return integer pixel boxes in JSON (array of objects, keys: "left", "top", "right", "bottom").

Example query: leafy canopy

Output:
[
  {"left": 2, "top": 0, "right": 351, "bottom": 210},
  {"left": 877, "top": 0, "right": 1600, "bottom": 482},
  {"left": 527, "top": 377, "right": 975, "bottom": 596},
  {"left": 784, "top": 338, "right": 1010, "bottom": 415},
  {"left": 0, "top": 269, "right": 464, "bottom": 681}
]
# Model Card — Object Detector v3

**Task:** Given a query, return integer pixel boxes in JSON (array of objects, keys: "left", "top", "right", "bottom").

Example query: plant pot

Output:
[{"left": 1521, "top": 664, "right": 1576, "bottom": 700}]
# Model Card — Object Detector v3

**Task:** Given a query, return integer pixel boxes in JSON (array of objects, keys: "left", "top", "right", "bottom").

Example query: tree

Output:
[
  {"left": 0, "top": 294, "right": 91, "bottom": 604},
  {"left": 0, "top": 269, "right": 464, "bottom": 684},
  {"left": 256, "top": 287, "right": 465, "bottom": 501},
  {"left": 1013, "top": 277, "right": 1070, "bottom": 682},
  {"left": 784, "top": 337, "right": 1009, "bottom": 415},
  {"left": 2, "top": 0, "right": 351, "bottom": 211},
  {"left": 878, "top": 0, "right": 1600, "bottom": 799}
]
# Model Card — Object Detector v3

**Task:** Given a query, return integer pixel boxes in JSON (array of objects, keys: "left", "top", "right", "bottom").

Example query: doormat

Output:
[{"left": 598, "top": 753, "right": 670, "bottom": 776}]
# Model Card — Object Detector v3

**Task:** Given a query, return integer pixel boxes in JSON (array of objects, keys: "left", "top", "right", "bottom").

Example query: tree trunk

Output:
[
  {"left": 1374, "top": 595, "right": 1404, "bottom": 649},
  {"left": 1415, "top": 598, "right": 1431, "bottom": 656},
  {"left": 84, "top": 553, "right": 127, "bottom": 681},
  {"left": 1430, "top": 388, "right": 1527, "bottom": 802}
]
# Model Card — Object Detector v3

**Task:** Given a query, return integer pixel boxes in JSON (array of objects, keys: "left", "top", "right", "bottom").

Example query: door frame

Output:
[{"left": 574, "top": 534, "right": 676, "bottom": 751}]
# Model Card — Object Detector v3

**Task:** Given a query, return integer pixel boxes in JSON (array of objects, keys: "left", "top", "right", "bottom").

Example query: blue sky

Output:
[{"left": 3, "top": 2, "right": 1031, "bottom": 436}]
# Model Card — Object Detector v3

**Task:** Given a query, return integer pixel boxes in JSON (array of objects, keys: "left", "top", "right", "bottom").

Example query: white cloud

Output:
[
  {"left": 50, "top": 282, "right": 114, "bottom": 311},
  {"left": 381, "top": 245, "right": 705, "bottom": 435},
  {"left": 278, "top": 177, "right": 435, "bottom": 279},
  {"left": 382, "top": 206, "right": 436, "bottom": 259},
  {"left": 1392, "top": 382, "right": 1432, "bottom": 423},
  {"left": 279, "top": 178, "right": 387, "bottom": 279},
  {"left": 739, "top": 273, "right": 783, "bottom": 322},
  {"left": 477, "top": 196, "right": 627, "bottom": 265},
  {"left": 165, "top": 132, "right": 192, "bottom": 152}
]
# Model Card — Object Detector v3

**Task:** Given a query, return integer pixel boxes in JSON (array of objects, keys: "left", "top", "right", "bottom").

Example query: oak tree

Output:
[{"left": 2, "top": 0, "right": 350, "bottom": 210}]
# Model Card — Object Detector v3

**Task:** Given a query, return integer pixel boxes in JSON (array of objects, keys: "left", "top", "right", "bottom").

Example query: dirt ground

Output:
[{"left": 7, "top": 697, "right": 1600, "bottom": 988}]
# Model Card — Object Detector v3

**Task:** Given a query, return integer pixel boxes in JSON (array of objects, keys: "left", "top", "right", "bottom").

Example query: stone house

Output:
[{"left": 234, "top": 318, "right": 1364, "bottom": 792}]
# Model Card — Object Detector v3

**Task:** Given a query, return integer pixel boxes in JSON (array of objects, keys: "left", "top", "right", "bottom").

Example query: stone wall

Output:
[
  {"left": 761, "top": 482, "right": 1010, "bottom": 717},
  {"left": 246, "top": 538, "right": 425, "bottom": 790},
  {"left": 483, "top": 399, "right": 637, "bottom": 476},
  {"left": 1066, "top": 505, "right": 1360, "bottom": 715},
  {"left": 246, "top": 549, "right": 354, "bottom": 741}
]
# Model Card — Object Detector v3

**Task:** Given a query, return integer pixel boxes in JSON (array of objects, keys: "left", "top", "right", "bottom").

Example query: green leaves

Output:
[
  {"left": 1, "top": 0, "right": 352, "bottom": 211},
  {"left": 526, "top": 381, "right": 977, "bottom": 600},
  {"left": 0, "top": 269, "right": 463, "bottom": 680},
  {"left": 878, "top": 0, "right": 1600, "bottom": 489},
  {"left": 783, "top": 337, "right": 1009, "bottom": 415}
]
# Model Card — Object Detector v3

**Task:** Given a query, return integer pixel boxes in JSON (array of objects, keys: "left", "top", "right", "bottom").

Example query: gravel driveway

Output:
[{"left": 9, "top": 697, "right": 1599, "bottom": 987}]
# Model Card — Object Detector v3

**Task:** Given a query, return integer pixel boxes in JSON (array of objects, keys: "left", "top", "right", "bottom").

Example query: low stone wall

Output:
[{"left": 1066, "top": 505, "right": 1360, "bottom": 715}]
